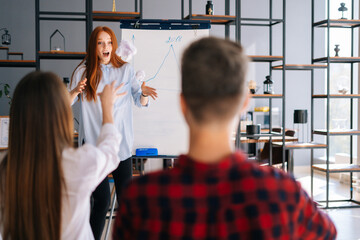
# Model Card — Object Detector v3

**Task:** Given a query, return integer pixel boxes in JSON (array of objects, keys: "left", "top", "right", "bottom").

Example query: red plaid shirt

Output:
[{"left": 113, "top": 152, "right": 336, "bottom": 240}]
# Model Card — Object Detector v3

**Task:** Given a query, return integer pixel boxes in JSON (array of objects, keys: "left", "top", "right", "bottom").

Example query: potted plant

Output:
[{"left": 0, "top": 83, "right": 11, "bottom": 105}]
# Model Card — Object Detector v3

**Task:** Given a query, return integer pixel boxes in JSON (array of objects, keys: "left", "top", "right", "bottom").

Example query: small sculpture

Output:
[
  {"left": 338, "top": 3, "right": 348, "bottom": 19},
  {"left": 334, "top": 44, "right": 340, "bottom": 57},
  {"left": 338, "top": 88, "right": 348, "bottom": 94},
  {"left": 112, "top": 0, "right": 116, "bottom": 12},
  {"left": 248, "top": 80, "right": 259, "bottom": 94}
]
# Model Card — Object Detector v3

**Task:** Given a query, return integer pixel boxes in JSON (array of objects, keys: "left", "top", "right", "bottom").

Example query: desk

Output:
[{"left": 272, "top": 142, "right": 327, "bottom": 173}]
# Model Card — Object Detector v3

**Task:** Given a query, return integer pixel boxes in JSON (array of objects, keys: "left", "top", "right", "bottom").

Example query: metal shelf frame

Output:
[{"left": 311, "top": 0, "right": 360, "bottom": 209}]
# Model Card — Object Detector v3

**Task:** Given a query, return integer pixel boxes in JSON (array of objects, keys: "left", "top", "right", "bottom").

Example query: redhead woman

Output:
[
  {"left": 0, "top": 71, "right": 124, "bottom": 239},
  {"left": 69, "top": 26, "right": 157, "bottom": 239}
]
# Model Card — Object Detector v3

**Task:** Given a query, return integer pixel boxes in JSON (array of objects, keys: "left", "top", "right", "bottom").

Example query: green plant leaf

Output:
[
  {"left": 4, "top": 89, "right": 9, "bottom": 96},
  {"left": 4, "top": 84, "right": 10, "bottom": 88}
]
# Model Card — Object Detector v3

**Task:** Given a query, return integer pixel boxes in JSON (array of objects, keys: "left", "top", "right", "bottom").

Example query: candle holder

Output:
[
  {"left": 50, "top": 29, "right": 65, "bottom": 52},
  {"left": 263, "top": 75, "right": 274, "bottom": 94}
]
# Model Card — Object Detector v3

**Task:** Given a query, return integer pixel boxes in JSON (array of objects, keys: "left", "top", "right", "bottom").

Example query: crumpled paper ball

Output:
[
  {"left": 116, "top": 40, "right": 145, "bottom": 82},
  {"left": 116, "top": 40, "right": 137, "bottom": 62},
  {"left": 135, "top": 70, "right": 146, "bottom": 82}
]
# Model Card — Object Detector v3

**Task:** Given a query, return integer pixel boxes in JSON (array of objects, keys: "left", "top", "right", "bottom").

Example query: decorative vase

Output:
[
  {"left": 334, "top": 44, "right": 340, "bottom": 57},
  {"left": 206, "top": 1, "right": 214, "bottom": 15}
]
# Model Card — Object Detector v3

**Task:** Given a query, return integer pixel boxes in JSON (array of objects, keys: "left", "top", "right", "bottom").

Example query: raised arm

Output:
[
  {"left": 63, "top": 81, "right": 127, "bottom": 191},
  {"left": 69, "top": 78, "right": 87, "bottom": 103}
]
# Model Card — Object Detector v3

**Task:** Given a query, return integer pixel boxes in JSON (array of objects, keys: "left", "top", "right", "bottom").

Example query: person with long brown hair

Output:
[
  {"left": 69, "top": 26, "right": 157, "bottom": 239},
  {"left": 0, "top": 71, "right": 125, "bottom": 240}
]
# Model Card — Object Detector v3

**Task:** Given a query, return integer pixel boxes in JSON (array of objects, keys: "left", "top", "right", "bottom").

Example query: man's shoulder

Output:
[
  {"left": 231, "top": 153, "right": 301, "bottom": 190},
  {"left": 122, "top": 168, "right": 179, "bottom": 199}
]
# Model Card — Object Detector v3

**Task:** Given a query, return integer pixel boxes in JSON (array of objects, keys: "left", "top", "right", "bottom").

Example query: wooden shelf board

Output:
[
  {"left": 0, "top": 47, "right": 9, "bottom": 50},
  {"left": 272, "top": 64, "right": 327, "bottom": 70},
  {"left": 0, "top": 60, "right": 36, "bottom": 67},
  {"left": 314, "top": 19, "right": 360, "bottom": 28},
  {"left": 248, "top": 55, "right": 283, "bottom": 62},
  {"left": 92, "top": 11, "right": 140, "bottom": 20},
  {"left": 240, "top": 136, "right": 297, "bottom": 144},
  {"left": 185, "top": 14, "right": 235, "bottom": 24},
  {"left": 39, "top": 51, "right": 86, "bottom": 55},
  {"left": 313, "top": 57, "right": 360, "bottom": 63},
  {"left": 313, "top": 129, "right": 360, "bottom": 135},
  {"left": 250, "top": 94, "right": 282, "bottom": 98},
  {"left": 313, "top": 94, "right": 360, "bottom": 98},
  {"left": 312, "top": 164, "right": 360, "bottom": 172},
  {"left": 38, "top": 51, "right": 86, "bottom": 59},
  {"left": 8, "top": 52, "right": 23, "bottom": 55},
  {"left": 273, "top": 142, "right": 327, "bottom": 149}
]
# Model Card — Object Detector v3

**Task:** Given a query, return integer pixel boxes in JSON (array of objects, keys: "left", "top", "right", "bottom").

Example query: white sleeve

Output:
[{"left": 62, "top": 123, "right": 121, "bottom": 192}]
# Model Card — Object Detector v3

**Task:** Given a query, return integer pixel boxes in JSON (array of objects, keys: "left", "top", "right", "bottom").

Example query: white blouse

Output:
[
  {"left": 70, "top": 63, "right": 147, "bottom": 161},
  {"left": 0, "top": 123, "right": 121, "bottom": 240}
]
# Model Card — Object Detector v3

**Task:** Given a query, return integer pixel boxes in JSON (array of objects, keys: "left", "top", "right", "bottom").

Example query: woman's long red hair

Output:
[{"left": 71, "top": 26, "right": 126, "bottom": 102}]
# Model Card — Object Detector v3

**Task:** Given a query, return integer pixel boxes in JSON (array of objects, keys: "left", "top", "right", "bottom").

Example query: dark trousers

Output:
[{"left": 90, "top": 157, "right": 133, "bottom": 240}]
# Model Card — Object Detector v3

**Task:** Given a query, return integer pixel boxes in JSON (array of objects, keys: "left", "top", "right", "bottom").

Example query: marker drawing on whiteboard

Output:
[
  {"left": 145, "top": 44, "right": 180, "bottom": 83},
  {"left": 131, "top": 34, "right": 136, "bottom": 68}
]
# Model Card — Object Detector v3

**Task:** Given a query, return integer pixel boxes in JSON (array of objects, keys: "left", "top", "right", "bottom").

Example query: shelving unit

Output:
[
  {"left": 236, "top": 1, "right": 286, "bottom": 166},
  {"left": 311, "top": 0, "right": 360, "bottom": 208},
  {"left": 34, "top": 0, "right": 143, "bottom": 70}
]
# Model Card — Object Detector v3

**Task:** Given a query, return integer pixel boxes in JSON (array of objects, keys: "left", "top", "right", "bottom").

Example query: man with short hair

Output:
[{"left": 113, "top": 37, "right": 336, "bottom": 240}]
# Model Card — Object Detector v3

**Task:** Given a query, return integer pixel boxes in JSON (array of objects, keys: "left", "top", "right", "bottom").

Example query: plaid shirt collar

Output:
[{"left": 177, "top": 151, "right": 247, "bottom": 171}]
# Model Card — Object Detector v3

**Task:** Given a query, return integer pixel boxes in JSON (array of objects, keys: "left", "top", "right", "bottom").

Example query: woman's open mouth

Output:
[{"left": 103, "top": 52, "right": 110, "bottom": 57}]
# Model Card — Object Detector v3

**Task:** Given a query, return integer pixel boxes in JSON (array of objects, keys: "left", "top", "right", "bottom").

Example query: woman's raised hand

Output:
[{"left": 98, "top": 81, "right": 126, "bottom": 124}]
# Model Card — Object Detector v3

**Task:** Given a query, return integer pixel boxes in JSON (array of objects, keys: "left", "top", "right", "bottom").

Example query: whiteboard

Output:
[{"left": 120, "top": 28, "right": 209, "bottom": 156}]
